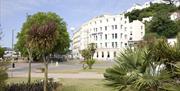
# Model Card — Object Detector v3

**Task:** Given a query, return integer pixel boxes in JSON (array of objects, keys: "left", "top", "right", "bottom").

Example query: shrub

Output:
[
  {"left": 3, "top": 80, "right": 61, "bottom": 91},
  {"left": 86, "top": 59, "right": 96, "bottom": 69},
  {"left": 0, "top": 62, "right": 8, "bottom": 91}
]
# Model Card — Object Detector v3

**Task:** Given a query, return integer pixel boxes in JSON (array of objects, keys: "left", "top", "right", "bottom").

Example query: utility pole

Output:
[
  {"left": 12, "top": 29, "right": 14, "bottom": 50},
  {"left": 11, "top": 29, "right": 14, "bottom": 78}
]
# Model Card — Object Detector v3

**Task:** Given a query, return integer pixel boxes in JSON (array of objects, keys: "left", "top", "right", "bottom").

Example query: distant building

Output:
[
  {"left": 142, "top": 17, "right": 153, "bottom": 23},
  {"left": 170, "top": 11, "right": 180, "bottom": 21},
  {"left": 72, "top": 14, "right": 145, "bottom": 60},
  {"left": 126, "top": 0, "right": 180, "bottom": 12},
  {"left": 168, "top": 38, "right": 177, "bottom": 46}
]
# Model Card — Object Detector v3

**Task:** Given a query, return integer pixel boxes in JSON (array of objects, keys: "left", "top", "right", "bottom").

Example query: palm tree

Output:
[
  {"left": 27, "top": 21, "right": 58, "bottom": 91},
  {"left": 104, "top": 48, "right": 169, "bottom": 91}
]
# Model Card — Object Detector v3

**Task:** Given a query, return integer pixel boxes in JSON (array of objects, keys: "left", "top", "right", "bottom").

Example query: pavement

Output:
[
  {"left": 8, "top": 72, "right": 104, "bottom": 79},
  {"left": 7, "top": 61, "right": 114, "bottom": 79}
]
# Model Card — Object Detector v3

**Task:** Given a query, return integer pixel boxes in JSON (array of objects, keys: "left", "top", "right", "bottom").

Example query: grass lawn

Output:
[
  {"left": 59, "top": 78, "right": 115, "bottom": 91},
  {"left": 49, "top": 67, "right": 106, "bottom": 74}
]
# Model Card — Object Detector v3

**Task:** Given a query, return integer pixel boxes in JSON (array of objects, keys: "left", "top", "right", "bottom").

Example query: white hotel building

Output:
[{"left": 72, "top": 14, "right": 145, "bottom": 60}]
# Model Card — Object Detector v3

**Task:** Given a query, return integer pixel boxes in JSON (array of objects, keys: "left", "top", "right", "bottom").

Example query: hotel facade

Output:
[
  {"left": 72, "top": 14, "right": 145, "bottom": 60},
  {"left": 72, "top": 0, "right": 180, "bottom": 61}
]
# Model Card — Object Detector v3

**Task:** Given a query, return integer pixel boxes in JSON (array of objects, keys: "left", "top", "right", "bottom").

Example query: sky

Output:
[{"left": 0, "top": 0, "right": 150, "bottom": 48}]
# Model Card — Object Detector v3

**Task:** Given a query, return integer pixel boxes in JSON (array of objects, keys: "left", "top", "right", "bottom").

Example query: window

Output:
[
  {"left": 124, "top": 34, "right": 127, "bottom": 39},
  {"left": 112, "top": 25, "right": 114, "bottom": 30},
  {"left": 97, "top": 52, "right": 98, "bottom": 58},
  {"left": 100, "top": 43, "right": 102, "bottom": 48},
  {"left": 100, "top": 27, "right": 102, "bottom": 31},
  {"left": 141, "top": 32, "right": 143, "bottom": 36},
  {"left": 115, "top": 42, "right": 117, "bottom": 48},
  {"left": 125, "top": 21, "right": 127, "bottom": 24},
  {"left": 100, "top": 34, "right": 102, "bottom": 39},
  {"left": 112, "top": 34, "right": 114, "bottom": 39},
  {"left": 114, "top": 52, "right": 116, "bottom": 57},
  {"left": 113, "top": 18, "right": 116, "bottom": 21},
  {"left": 112, "top": 42, "right": 114, "bottom": 48},
  {"left": 124, "top": 27, "right": 127, "bottom": 31},
  {"left": 121, "top": 42, "right": 123, "bottom": 47},
  {"left": 115, "top": 25, "right": 117, "bottom": 29},
  {"left": 115, "top": 33, "right": 117, "bottom": 39},
  {"left": 120, "top": 33, "right": 123, "bottom": 38},
  {"left": 125, "top": 43, "right": 127, "bottom": 46},
  {"left": 105, "top": 26, "right": 107, "bottom": 30},
  {"left": 105, "top": 42, "right": 107, "bottom": 48},
  {"left": 106, "top": 19, "right": 108, "bottom": 22},
  {"left": 120, "top": 25, "right": 123, "bottom": 29},
  {"left": 105, "top": 34, "right": 107, "bottom": 40},
  {"left": 95, "top": 21, "right": 96, "bottom": 24},
  {"left": 96, "top": 35, "right": 98, "bottom": 40},
  {"left": 141, "top": 26, "right": 143, "bottom": 30},
  {"left": 120, "top": 17, "right": 122, "bottom": 20},
  {"left": 100, "top": 20, "right": 102, "bottom": 23},
  {"left": 129, "top": 37, "right": 132, "bottom": 40},
  {"left": 102, "top": 52, "right": 104, "bottom": 58},
  {"left": 96, "top": 28, "right": 98, "bottom": 32},
  {"left": 107, "top": 52, "right": 110, "bottom": 58},
  {"left": 130, "top": 31, "right": 132, "bottom": 35}
]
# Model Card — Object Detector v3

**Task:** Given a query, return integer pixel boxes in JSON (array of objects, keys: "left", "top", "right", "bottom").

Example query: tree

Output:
[
  {"left": 146, "top": 11, "right": 179, "bottom": 38},
  {"left": 0, "top": 47, "right": 5, "bottom": 58},
  {"left": 16, "top": 12, "right": 70, "bottom": 57},
  {"left": 80, "top": 43, "right": 96, "bottom": 69},
  {"left": 18, "top": 12, "right": 69, "bottom": 91},
  {"left": 27, "top": 20, "right": 58, "bottom": 91},
  {"left": 0, "top": 62, "right": 8, "bottom": 91},
  {"left": 88, "top": 43, "right": 96, "bottom": 60}
]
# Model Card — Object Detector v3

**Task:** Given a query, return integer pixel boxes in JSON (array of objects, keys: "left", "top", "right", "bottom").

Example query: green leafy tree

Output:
[
  {"left": 146, "top": 11, "right": 179, "bottom": 38},
  {"left": 0, "top": 47, "right": 5, "bottom": 58},
  {"left": 88, "top": 43, "right": 96, "bottom": 60},
  {"left": 80, "top": 43, "right": 96, "bottom": 69},
  {"left": 125, "top": 3, "right": 177, "bottom": 22},
  {"left": 16, "top": 12, "right": 70, "bottom": 57},
  {"left": 18, "top": 12, "right": 69, "bottom": 91}
]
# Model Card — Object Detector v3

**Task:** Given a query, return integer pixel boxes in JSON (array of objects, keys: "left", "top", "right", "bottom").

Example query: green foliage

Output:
[
  {"left": 0, "top": 47, "right": 5, "bottom": 58},
  {"left": 3, "top": 81, "right": 60, "bottom": 91},
  {"left": 125, "top": 3, "right": 177, "bottom": 22},
  {"left": 0, "top": 62, "right": 8, "bottom": 91},
  {"left": 146, "top": 11, "right": 179, "bottom": 38},
  {"left": 88, "top": 43, "right": 96, "bottom": 59},
  {"left": 15, "top": 12, "right": 70, "bottom": 57},
  {"left": 104, "top": 38, "right": 180, "bottom": 91},
  {"left": 86, "top": 59, "right": 96, "bottom": 69},
  {"left": 80, "top": 43, "right": 96, "bottom": 69},
  {"left": 80, "top": 49, "right": 91, "bottom": 60}
]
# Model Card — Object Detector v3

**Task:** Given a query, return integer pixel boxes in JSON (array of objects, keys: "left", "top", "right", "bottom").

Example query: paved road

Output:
[
  {"left": 8, "top": 62, "right": 114, "bottom": 73},
  {"left": 7, "top": 61, "right": 115, "bottom": 79}
]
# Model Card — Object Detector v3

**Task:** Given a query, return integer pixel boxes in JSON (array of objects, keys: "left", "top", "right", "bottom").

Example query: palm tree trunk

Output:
[{"left": 43, "top": 54, "right": 48, "bottom": 91}]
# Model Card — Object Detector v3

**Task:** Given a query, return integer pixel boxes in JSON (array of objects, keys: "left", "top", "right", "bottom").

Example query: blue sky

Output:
[{"left": 0, "top": 0, "right": 150, "bottom": 47}]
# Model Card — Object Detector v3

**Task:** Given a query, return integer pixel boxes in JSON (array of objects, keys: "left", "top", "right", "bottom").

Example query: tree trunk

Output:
[
  {"left": 43, "top": 55, "right": 48, "bottom": 91},
  {"left": 27, "top": 49, "right": 32, "bottom": 84},
  {"left": 28, "top": 59, "right": 31, "bottom": 84}
]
